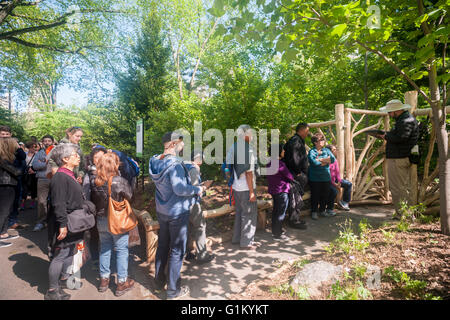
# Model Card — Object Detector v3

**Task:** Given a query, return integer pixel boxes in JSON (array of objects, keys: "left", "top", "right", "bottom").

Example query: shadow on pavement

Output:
[{"left": 9, "top": 253, "right": 49, "bottom": 295}]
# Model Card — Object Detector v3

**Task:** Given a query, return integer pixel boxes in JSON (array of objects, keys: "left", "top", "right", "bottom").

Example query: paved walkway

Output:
[{"left": 0, "top": 204, "right": 394, "bottom": 300}]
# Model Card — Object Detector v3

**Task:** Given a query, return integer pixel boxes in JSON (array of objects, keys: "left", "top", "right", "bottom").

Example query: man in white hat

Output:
[{"left": 377, "top": 99, "right": 419, "bottom": 218}]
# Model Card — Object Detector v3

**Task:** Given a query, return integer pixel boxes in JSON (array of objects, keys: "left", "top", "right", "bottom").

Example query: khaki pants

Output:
[
  {"left": 386, "top": 158, "right": 411, "bottom": 213},
  {"left": 37, "top": 178, "right": 50, "bottom": 223}
]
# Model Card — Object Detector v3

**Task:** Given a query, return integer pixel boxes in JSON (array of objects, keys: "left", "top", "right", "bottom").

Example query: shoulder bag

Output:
[
  {"left": 67, "top": 189, "right": 96, "bottom": 234},
  {"left": 107, "top": 176, "right": 138, "bottom": 235}
]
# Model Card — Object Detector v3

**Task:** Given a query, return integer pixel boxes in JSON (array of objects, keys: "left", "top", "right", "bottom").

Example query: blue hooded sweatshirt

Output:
[{"left": 149, "top": 154, "right": 201, "bottom": 218}]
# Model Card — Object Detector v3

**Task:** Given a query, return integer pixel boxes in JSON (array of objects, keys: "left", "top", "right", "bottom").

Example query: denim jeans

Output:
[
  {"left": 155, "top": 212, "right": 189, "bottom": 299},
  {"left": 97, "top": 216, "right": 129, "bottom": 283},
  {"left": 340, "top": 179, "right": 352, "bottom": 203},
  {"left": 327, "top": 185, "right": 339, "bottom": 210},
  {"left": 328, "top": 180, "right": 353, "bottom": 209},
  {"left": 271, "top": 192, "right": 289, "bottom": 237}
]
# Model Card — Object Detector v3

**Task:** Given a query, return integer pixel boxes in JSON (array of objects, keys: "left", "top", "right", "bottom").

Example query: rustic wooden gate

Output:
[{"left": 307, "top": 91, "right": 449, "bottom": 207}]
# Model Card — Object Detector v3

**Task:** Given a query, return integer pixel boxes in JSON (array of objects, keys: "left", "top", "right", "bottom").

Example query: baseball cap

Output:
[{"left": 162, "top": 131, "right": 183, "bottom": 144}]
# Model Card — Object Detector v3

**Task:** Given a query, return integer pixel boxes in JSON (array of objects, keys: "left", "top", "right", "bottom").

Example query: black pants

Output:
[
  {"left": 309, "top": 181, "right": 330, "bottom": 213},
  {"left": 271, "top": 192, "right": 289, "bottom": 237},
  {"left": 22, "top": 174, "right": 37, "bottom": 200},
  {"left": 48, "top": 245, "right": 75, "bottom": 290},
  {"left": 0, "top": 186, "right": 15, "bottom": 235}
]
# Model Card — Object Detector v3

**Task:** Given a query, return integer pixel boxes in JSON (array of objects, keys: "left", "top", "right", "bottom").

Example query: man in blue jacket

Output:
[
  {"left": 149, "top": 132, "right": 205, "bottom": 300},
  {"left": 31, "top": 135, "right": 55, "bottom": 231}
]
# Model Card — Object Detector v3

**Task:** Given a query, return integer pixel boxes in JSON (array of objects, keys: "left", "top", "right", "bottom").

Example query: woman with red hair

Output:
[{"left": 89, "top": 151, "right": 134, "bottom": 296}]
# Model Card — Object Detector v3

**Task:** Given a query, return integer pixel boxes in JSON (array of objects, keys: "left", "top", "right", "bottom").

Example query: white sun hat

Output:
[{"left": 380, "top": 99, "right": 412, "bottom": 113}]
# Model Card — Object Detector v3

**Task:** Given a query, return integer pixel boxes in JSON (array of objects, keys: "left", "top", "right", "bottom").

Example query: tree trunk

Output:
[{"left": 428, "top": 64, "right": 450, "bottom": 235}]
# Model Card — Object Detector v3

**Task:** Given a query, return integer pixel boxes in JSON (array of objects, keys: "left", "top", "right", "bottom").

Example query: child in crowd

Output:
[
  {"left": 326, "top": 145, "right": 352, "bottom": 211},
  {"left": 267, "top": 144, "right": 294, "bottom": 241}
]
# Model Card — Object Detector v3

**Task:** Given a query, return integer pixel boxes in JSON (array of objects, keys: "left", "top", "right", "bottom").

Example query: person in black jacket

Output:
[
  {"left": 378, "top": 99, "right": 419, "bottom": 218},
  {"left": 0, "top": 126, "right": 26, "bottom": 230},
  {"left": 46, "top": 143, "right": 85, "bottom": 300},
  {"left": 90, "top": 151, "right": 134, "bottom": 297},
  {"left": 283, "top": 123, "right": 310, "bottom": 229},
  {"left": 0, "top": 137, "right": 23, "bottom": 248}
]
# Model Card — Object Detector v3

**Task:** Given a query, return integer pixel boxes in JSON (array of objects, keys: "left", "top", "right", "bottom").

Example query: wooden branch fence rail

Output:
[{"left": 293, "top": 91, "right": 449, "bottom": 208}]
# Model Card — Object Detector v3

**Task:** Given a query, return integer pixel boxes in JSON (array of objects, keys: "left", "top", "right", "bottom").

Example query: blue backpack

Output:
[{"left": 221, "top": 162, "right": 234, "bottom": 187}]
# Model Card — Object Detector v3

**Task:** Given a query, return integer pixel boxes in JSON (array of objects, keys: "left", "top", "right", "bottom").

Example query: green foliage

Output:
[
  {"left": 326, "top": 219, "right": 370, "bottom": 255},
  {"left": 395, "top": 202, "right": 432, "bottom": 232},
  {"left": 0, "top": 108, "right": 27, "bottom": 141},
  {"left": 116, "top": 14, "right": 173, "bottom": 117},
  {"left": 383, "top": 266, "right": 440, "bottom": 299},
  {"left": 381, "top": 229, "right": 396, "bottom": 244},
  {"left": 270, "top": 283, "right": 310, "bottom": 300},
  {"left": 292, "top": 258, "right": 311, "bottom": 270},
  {"left": 0, "top": 0, "right": 131, "bottom": 103},
  {"left": 330, "top": 279, "right": 372, "bottom": 300}
]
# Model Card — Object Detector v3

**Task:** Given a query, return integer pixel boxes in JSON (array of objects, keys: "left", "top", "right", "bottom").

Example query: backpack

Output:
[{"left": 126, "top": 156, "right": 140, "bottom": 177}]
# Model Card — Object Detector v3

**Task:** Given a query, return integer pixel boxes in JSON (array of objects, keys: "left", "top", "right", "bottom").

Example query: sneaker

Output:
[
  {"left": 28, "top": 201, "right": 37, "bottom": 209},
  {"left": 319, "top": 211, "right": 329, "bottom": 217},
  {"left": 185, "top": 251, "right": 196, "bottom": 261},
  {"left": 33, "top": 223, "right": 44, "bottom": 232},
  {"left": 196, "top": 253, "right": 215, "bottom": 264},
  {"left": 44, "top": 290, "right": 62, "bottom": 300},
  {"left": 0, "top": 241, "right": 12, "bottom": 248},
  {"left": 311, "top": 212, "right": 319, "bottom": 220},
  {"left": 152, "top": 278, "right": 166, "bottom": 294},
  {"left": 338, "top": 200, "right": 350, "bottom": 211},
  {"left": 8, "top": 223, "right": 24, "bottom": 230},
  {"left": 115, "top": 278, "right": 135, "bottom": 297},
  {"left": 167, "top": 285, "right": 190, "bottom": 300},
  {"left": 98, "top": 277, "right": 110, "bottom": 293},
  {"left": 58, "top": 288, "right": 71, "bottom": 300},
  {"left": 289, "top": 220, "right": 308, "bottom": 229},
  {"left": 240, "top": 244, "right": 258, "bottom": 251},
  {"left": 273, "top": 234, "right": 290, "bottom": 241},
  {"left": 326, "top": 209, "right": 337, "bottom": 217},
  {"left": 1, "top": 234, "right": 19, "bottom": 241}
]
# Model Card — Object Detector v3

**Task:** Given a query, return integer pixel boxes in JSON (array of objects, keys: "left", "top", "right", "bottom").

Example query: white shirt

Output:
[{"left": 232, "top": 148, "right": 256, "bottom": 192}]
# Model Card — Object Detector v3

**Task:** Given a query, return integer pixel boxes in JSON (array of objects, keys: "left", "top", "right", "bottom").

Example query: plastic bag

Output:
[{"left": 65, "top": 240, "right": 91, "bottom": 290}]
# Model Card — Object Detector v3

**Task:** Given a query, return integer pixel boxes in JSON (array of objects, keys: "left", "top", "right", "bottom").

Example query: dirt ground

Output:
[
  {"left": 229, "top": 221, "right": 450, "bottom": 300},
  {"left": 134, "top": 179, "right": 449, "bottom": 300}
]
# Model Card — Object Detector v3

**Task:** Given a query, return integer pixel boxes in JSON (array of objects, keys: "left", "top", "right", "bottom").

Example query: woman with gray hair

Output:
[{"left": 45, "top": 143, "right": 85, "bottom": 300}]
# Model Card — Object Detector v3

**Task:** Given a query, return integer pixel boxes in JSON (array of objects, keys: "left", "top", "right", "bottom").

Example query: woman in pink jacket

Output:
[{"left": 326, "top": 145, "right": 352, "bottom": 211}]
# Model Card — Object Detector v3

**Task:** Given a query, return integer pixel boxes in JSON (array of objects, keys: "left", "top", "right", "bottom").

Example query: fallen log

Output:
[{"left": 133, "top": 191, "right": 312, "bottom": 264}]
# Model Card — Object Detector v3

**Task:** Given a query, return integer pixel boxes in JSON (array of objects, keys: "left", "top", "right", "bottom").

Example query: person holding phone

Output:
[{"left": 184, "top": 150, "right": 215, "bottom": 264}]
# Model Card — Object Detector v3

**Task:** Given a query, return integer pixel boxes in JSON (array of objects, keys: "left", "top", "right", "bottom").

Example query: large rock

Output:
[
  {"left": 365, "top": 265, "right": 382, "bottom": 290},
  {"left": 290, "top": 261, "right": 343, "bottom": 299}
]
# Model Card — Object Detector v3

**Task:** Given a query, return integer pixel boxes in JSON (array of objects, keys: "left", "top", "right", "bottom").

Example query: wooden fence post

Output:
[
  {"left": 383, "top": 115, "right": 391, "bottom": 202},
  {"left": 405, "top": 91, "right": 419, "bottom": 205},
  {"left": 344, "top": 108, "right": 353, "bottom": 182},
  {"left": 335, "top": 104, "right": 345, "bottom": 180}
]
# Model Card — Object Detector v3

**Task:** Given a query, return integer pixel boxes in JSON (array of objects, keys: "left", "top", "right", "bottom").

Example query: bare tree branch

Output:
[
  {"left": 0, "top": 0, "right": 21, "bottom": 25},
  {"left": 6, "top": 36, "right": 84, "bottom": 53},
  {"left": 190, "top": 18, "right": 219, "bottom": 89}
]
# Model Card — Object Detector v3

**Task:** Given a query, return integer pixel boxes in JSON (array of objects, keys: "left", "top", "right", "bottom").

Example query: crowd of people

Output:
[{"left": 0, "top": 98, "right": 419, "bottom": 300}]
